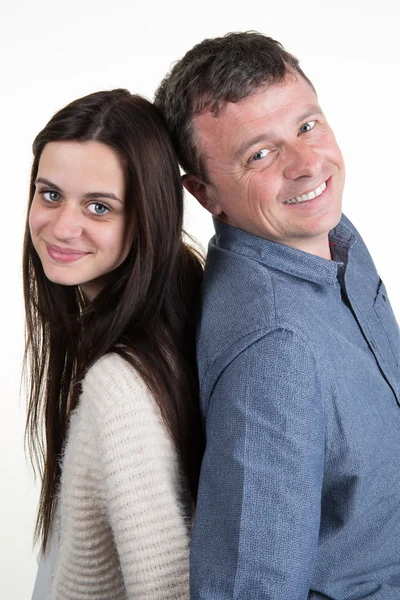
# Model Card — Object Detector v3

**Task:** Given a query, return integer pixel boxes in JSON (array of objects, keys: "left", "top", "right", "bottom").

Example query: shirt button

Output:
[
  {"left": 382, "top": 294, "right": 387, "bottom": 302},
  {"left": 370, "top": 340, "right": 377, "bottom": 350}
]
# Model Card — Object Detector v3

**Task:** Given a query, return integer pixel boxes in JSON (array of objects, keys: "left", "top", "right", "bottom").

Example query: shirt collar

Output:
[{"left": 212, "top": 215, "right": 357, "bottom": 286}]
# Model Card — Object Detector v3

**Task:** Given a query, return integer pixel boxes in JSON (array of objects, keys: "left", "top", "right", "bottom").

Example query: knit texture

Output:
[{"left": 50, "top": 353, "right": 190, "bottom": 599}]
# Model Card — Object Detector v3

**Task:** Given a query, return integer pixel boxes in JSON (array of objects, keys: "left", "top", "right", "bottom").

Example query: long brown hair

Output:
[{"left": 23, "top": 89, "right": 204, "bottom": 551}]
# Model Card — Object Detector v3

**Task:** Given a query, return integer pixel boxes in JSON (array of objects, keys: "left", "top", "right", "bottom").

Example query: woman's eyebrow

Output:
[
  {"left": 35, "top": 178, "right": 123, "bottom": 204},
  {"left": 35, "top": 177, "right": 62, "bottom": 191},
  {"left": 83, "top": 192, "right": 123, "bottom": 204}
]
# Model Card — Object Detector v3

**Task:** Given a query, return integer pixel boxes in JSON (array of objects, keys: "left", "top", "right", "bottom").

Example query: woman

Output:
[{"left": 24, "top": 89, "right": 204, "bottom": 599}]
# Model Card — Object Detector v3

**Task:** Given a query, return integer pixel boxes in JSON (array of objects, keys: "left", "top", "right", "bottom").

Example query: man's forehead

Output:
[{"left": 193, "top": 75, "right": 320, "bottom": 143}]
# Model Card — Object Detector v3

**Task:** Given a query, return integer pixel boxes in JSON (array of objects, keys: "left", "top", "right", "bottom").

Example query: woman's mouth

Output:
[{"left": 45, "top": 243, "right": 90, "bottom": 263}]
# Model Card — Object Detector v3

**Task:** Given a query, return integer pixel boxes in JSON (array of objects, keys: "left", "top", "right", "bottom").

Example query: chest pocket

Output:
[{"left": 373, "top": 279, "right": 400, "bottom": 368}]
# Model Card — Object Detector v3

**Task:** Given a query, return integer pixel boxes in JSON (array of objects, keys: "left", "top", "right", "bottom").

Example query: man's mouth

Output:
[{"left": 283, "top": 180, "right": 327, "bottom": 205}]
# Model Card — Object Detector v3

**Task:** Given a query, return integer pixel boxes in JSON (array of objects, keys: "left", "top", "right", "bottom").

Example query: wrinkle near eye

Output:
[{"left": 251, "top": 148, "right": 270, "bottom": 162}]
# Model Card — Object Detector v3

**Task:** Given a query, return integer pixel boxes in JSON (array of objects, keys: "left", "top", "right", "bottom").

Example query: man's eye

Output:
[
  {"left": 251, "top": 148, "right": 270, "bottom": 162},
  {"left": 299, "top": 121, "right": 315, "bottom": 133},
  {"left": 88, "top": 203, "right": 110, "bottom": 216},
  {"left": 42, "top": 190, "right": 61, "bottom": 202}
]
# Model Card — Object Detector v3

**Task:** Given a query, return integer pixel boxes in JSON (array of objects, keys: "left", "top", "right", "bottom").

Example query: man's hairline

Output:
[{"left": 185, "top": 69, "right": 316, "bottom": 183}]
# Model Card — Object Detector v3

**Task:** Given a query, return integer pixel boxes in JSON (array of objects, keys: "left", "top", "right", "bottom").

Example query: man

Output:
[{"left": 155, "top": 32, "right": 400, "bottom": 599}]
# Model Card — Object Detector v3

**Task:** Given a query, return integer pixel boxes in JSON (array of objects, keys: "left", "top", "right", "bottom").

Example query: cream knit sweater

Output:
[{"left": 49, "top": 353, "right": 191, "bottom": 599}]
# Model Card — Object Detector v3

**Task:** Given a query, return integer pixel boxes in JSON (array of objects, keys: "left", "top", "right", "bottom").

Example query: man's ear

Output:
[{"left": 182, "top": 174, "right": 223, "bottom": 216}]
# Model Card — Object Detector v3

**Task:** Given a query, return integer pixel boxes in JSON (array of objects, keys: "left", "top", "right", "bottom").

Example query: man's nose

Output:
[
  {"left": 283, "top": 144, "right": 323, "bottom": 180},
  {"left": 51, "top": 203, "right": 83, "bottom": 240}
]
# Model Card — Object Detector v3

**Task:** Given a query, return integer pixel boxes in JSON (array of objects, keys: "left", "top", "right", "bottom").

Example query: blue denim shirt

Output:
[{"left": 191, "top": 215, "right": 400, "bottom": 600}]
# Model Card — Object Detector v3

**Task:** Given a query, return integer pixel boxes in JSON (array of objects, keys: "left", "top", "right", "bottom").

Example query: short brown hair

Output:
[{"left": 155, "top": 31, "right": 315, "bottom": 180}]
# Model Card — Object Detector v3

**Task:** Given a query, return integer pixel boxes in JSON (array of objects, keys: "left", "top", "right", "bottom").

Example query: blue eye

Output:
[
  {"left": 42, "top": 190, "right": 61, "bottom": 202},
  {"left": 251, "top": 148, "right": 270, "bottom": 162},
  {"left": 88, "top": 203, "right": 110, "bottom": 215},
  {"left": 300, "top": 121, "right": 315, "bottom": 133}
]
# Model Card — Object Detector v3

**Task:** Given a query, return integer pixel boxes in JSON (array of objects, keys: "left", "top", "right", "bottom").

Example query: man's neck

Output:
[{"left": 277, "top": 235, "right": 332, "bottom": 260}]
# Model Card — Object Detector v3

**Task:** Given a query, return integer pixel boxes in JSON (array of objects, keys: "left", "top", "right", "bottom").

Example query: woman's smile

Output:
[{"left": 45, "top": 242, "right": 92, "bottom": 263}]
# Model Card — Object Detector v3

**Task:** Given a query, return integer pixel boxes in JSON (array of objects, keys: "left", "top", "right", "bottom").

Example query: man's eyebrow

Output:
[
  {"left": 235, "top": 134, "right": 273, "bottom": 160},
  {"left": 297, "top": 105, "right": 323, "bottom": 124},
  {"left": 35, "top": 178, "right": 123, "bottom": 204},
  {"left": 234, "top": 104, "right": 324, "bottom": 160}
]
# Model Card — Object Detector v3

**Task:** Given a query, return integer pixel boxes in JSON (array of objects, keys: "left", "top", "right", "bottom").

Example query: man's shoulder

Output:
[
  {"left": 198, "top": 237, "right": 306, "bottom": 377},
  {"left": 200, "top": 239, "right": 277, "bottom": 340}
]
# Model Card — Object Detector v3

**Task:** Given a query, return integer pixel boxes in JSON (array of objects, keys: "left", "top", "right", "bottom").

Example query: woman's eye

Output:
[
  {"left": 88, "top": 203, "right": 110, "bottom": 216},
  {"left": 250, "top": 148, "right": 270, "bottom": 162},
  {"left": 42, "top": 190, "right": 61, "bottom": 202},
  {"left": 300, "top": 121, "right": 315, "bottom": 133}
]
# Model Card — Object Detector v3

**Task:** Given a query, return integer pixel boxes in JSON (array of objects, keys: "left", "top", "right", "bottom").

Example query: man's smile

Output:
[{"left": 283, "top": 180, "right": 327, "bottom": 205}]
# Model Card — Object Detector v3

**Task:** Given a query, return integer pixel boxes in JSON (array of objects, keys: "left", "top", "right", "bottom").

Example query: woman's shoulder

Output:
[
  {"left": 81, "top": 352, "right": 160, "bottom": 425},
  {"left": 84, "top": 352, "right": 145, "bottom": 391}
]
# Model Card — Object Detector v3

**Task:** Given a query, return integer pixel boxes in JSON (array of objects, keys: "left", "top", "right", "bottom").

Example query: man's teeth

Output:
[{"left": 284, "top": 181, "right": 327, "bottom": 205}]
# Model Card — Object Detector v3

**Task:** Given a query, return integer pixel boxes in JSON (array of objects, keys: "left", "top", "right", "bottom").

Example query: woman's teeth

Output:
[{"left": 284, "top": 180, "right": 327, "bottom": 205}]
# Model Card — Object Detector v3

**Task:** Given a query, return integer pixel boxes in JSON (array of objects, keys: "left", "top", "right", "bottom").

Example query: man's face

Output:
[{"left": 185, "top": 73, "right": 345, "bottom": 257}]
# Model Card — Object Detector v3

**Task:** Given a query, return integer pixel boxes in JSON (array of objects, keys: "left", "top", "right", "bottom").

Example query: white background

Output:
[{"left": 1, "top": 0, "right": 399, "bottom": 597}]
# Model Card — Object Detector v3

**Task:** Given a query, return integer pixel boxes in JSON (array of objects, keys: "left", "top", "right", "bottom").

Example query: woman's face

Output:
[{"left": 29, "top": 140, "right": 132, "bottom": 300}]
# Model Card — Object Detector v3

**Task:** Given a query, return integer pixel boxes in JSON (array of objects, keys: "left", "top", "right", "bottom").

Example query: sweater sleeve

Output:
[
  {"left": 191, "top": 328, "right": 325, "bottom": 600},
  {"left": 83, "top": 353, "right": 190, "bottom": 600}
]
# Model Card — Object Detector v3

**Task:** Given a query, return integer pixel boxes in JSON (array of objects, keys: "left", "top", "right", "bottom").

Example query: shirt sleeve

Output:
[
  {"left": 87, "top": 354, "right": 190, "bottom": 600},
  {"left": 191, "top": 328, "right": 325, "bottom": 600}
]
